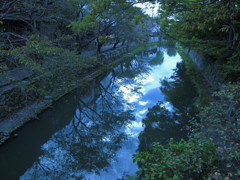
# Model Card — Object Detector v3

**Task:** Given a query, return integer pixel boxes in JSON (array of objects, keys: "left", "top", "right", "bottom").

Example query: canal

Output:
[{"left": 0, "top": 44, "right": 198, "bottom": 180}]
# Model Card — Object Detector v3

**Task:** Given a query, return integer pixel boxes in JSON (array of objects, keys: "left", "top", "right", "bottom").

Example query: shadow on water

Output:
[{"left": 0, "top": 45, "right": 198, "bottom": 180}]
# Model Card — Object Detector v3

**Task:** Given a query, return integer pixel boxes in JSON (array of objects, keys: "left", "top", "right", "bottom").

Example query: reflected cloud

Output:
[
  {"left": 139, "top": 109, "right": 148, "bottom": 114},
  {"left": 139, "top": 101, "right": 149, "bottom": 106},
  {"left": 125, "top": 121, "right": 143, "bottom": 138},
  {"left": 140, "top": 74, "right": 154, "bottom": 84},
  {"left": 16, "top": 45, "right": 190, "bottom": 180},
  {"left": 119, "top": 85, "right": 140, "bottom": 103}
]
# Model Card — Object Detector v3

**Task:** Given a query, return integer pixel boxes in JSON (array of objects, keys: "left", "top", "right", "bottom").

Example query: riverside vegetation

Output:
[
  {"left": 0, "top": 0, "right": 156, "bottom": 121},
  {"left": 133, "top": 0, "right": 240, "bottom": 179},
  {"left": 0, "top": 0, "right": 160, "bottom": 145},
  {"left": 0, "top": 0, "right": 240, "bottom": 179}
]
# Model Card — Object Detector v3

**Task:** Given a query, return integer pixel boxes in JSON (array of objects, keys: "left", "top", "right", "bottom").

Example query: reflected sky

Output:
[
  {"left": 83, "top": 48, "right": 182, "bottom": 179},
  {"left": 0, "top": 45, "right": 194, "bottom": 180},
  {"left": 138, "top": 60, "right": 198, "bottom": 152}
]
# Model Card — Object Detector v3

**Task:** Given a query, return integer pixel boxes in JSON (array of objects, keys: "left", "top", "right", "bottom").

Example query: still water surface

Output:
[{"left": 0, "top": 44, "right": 197, "bottom": 180}]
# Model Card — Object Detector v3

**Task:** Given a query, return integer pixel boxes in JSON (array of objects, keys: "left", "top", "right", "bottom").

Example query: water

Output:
[{"left": 0, "top": 44, "right": 197, "bottom": 180}]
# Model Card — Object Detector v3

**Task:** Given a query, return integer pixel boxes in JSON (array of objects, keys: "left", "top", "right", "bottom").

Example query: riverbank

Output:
[
  {"left": 180, "top": 45, "right": 240, "bottom": 178},
  {"left": 134, "top": 43, "right": 240, "bottom": 179},
  {"left": 0, "top": 42, "right": 154, "bottom": 145}
]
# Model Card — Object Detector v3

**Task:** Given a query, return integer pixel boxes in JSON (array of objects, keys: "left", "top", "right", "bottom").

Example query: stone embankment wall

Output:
[{"left": 186, "top": 48, "right": 223, "bottom": 88}]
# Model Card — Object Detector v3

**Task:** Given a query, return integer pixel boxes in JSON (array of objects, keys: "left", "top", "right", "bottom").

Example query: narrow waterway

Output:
[{"left": 0, "top": 44, "right": 197, "bottom": 180}]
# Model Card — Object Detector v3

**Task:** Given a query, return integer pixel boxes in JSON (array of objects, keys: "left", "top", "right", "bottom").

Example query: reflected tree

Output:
[
  {"left": 20, "top": 45, "right": 173, "bottom": 179},
  {"left": 113, "top": 46, "right": 165, "bottom": 80},
  {"left": 161, "top": 62, "right": 197, "bottom": 114},
  {"left": 115, "top": 59, "right": 150, "bottom": 80},
  {"left": 112, "top": 53, "right": 152, "bottom": 82},
  {"left": 149, "top": 49, "right": 164, "bottom": 66},
  {"left": 138, "top": 102, "right": 185, "bottom": 152},
  {"left": 138, "top": 62, "right": 198, "bottom": 152},
  {"left": 161, "top": 44, "right": 177, "bottom": 57},
  {"left": 140, "top": 46, "right": 165, "bottom": 66},
  {"left": 20, "top": 55, "right": 152, "bottom": 179},
  {"left": 166, "top": 46, "right": 177, "bottom": 57},
  {"left": 142, "top": 47, "right": 158, "bottom": 57}
]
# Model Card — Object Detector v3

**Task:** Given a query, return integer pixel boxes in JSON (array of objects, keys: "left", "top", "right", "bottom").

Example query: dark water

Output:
[{"left": 0, "top": 44, "right": 197, "bottom": 180}]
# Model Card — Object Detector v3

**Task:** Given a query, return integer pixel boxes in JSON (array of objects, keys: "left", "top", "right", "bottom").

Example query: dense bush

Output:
[
  {"left": 195, "top": 83, "right": 240, "bottom": 179},
  {"left": 133, "top": 138, "right": 218, "bottom": 180}
]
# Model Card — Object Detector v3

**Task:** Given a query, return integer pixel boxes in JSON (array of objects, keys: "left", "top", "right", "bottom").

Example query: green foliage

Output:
[
  {"left": 68, "top": 16, "right": 98, "bottom": 34},
  {"left": 194, "top": 83, "right": 240, "bottom": 178},
  {"left": 133, "top": 14, "right": 145, "bottom": 25},
  {"left": 0, "top": 35, "right": 74, "bottom": 72},
  {"left": 98, "top": 35, "right": 111, "bottom": 44},
  {"left": 133, "top": 138, "right": 218, "bottom": 180},
  {"left": 30, "top": 54, "right": 98, "bottom": 99},
  {"left": 222, "top": 58, "right": 240, "bottom": 81},
  {"left": 67, "top": 0, "right": 149, "bottom": 50},
  {"left": 157, "top": 0, "right": 240, "bottom": 63}
]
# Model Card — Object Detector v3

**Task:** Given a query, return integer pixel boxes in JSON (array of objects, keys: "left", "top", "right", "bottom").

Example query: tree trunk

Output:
[
  {"left": 97, "top": 44, "right": 102, "bottom": 53},
  {"left": 113, "top": 40, "right": 120, "bottom": 48},
  {"left": 96, "top": 38, "right": 102, "bottom": 53}
]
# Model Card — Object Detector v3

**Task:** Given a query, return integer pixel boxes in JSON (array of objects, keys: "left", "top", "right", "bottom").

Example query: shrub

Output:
[
  {"left": 133, "top": 138, "right": 218, "bottom": 180},
  {"left": 196, "top": 82, "right": 240, "bottom": 178}
]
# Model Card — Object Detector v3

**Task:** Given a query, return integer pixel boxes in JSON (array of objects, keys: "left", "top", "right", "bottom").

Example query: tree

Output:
[
  {"left": 68, "top": 0, "right": 150, "bottom": 53},
  {"left": 156, "top": 0, "right": 240, "bottom": 62}
]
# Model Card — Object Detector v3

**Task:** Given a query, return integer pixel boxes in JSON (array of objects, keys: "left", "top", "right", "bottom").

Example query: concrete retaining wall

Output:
[{"left": 186, "top": 48, "right": 223, "bottom": 88}]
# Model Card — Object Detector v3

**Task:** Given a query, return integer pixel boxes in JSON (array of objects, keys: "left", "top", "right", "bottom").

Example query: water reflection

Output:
[
  {"left": 161, "top": 44, "right": 178, "bottom": 57},
  {"left": 161, "top": 62, "right": 197, "bottom": 114},
  {"left": 149, "top": 50, "right": 164, "bottom": 66},
  {"left": 20, "top": 74, "right": 136, "bottom": 179},
  {"left": 20, "top": 47, "right": 156, "bottom": 179},
  {"left": 0, "top": 45, "right": 197, "bottom": 180},
  {"left": 138, "top": 62, "right": 197, "bottom": 152},
  {"left": 166, "top": 45, "right": 177, "bottom": 57}
]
